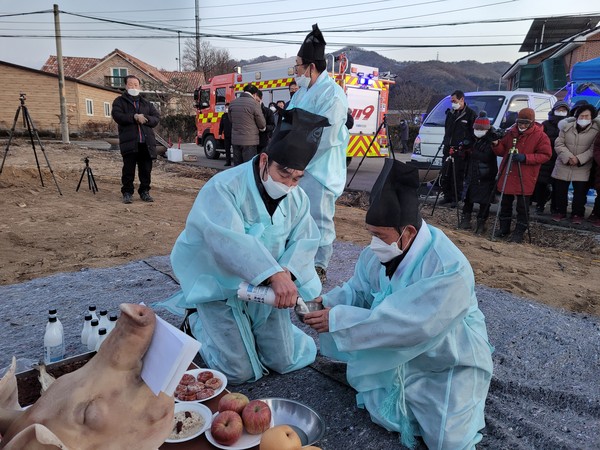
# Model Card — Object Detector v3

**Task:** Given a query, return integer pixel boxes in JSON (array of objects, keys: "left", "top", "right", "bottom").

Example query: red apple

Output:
[
  {"left": 242, "top": 399, "right": 272, "bottom": 435},
  {"left": 218, "top": 392, "right": 250, "bottom": 414},
  {"left": 210, "top": 410, "right": 244, "bottom": 446}
]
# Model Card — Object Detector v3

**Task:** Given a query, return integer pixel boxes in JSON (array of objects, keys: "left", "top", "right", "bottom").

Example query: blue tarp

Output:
[{"left": 565, "top": 56, "right": 600, "bottom": 107}]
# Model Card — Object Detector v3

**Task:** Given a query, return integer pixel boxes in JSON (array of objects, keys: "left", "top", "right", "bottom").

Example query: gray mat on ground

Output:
[{"left": 0, "top": 242, "right": 598, "bottom": 449}]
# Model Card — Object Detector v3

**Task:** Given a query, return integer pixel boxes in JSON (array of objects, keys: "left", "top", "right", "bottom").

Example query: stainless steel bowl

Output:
[
  {"left": 294, "top": 301, "right": 324, "bottom": 323},
  {"left": 261, "top": 398, "right": 325, "bottom": 446}
]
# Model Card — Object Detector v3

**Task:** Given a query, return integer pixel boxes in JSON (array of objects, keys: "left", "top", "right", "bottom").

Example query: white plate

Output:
[
  {"left": 174, "top": 368, "right": 228, "bottom": 403},
  {"left": 164, "top": 402, "right": 213, "bottom": 443},
  {"left": 205, "top": 412, "right": 274, "bottom": 450}
]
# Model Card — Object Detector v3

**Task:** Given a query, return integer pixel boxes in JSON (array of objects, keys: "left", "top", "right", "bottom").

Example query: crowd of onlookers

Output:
[{"left": 441, "top": 90, "right": 600, "bottom": 243}]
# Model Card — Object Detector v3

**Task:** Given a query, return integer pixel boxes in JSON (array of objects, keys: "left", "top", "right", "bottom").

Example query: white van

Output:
[{"left": 410, "top": 91, "right": 557, "bottom": 175}]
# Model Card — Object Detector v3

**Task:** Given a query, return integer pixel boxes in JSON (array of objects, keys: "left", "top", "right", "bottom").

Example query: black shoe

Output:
[
  {"left": 122, "top": 193, "right": 133, "bottom": 204},
  {"left": 315, "top": 266, "right": 327, "bottom": 284},
  {"left": 535, "top": 205, "right": 545, "bottom": 214},
  {"left": 140, "top": 191, "right": 154, "bottom": 202}
]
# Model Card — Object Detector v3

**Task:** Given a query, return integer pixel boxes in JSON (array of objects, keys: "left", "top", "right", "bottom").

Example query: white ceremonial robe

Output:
[
  {"left": 288, "top": 70, "right": 349, "bottom": 268},
  {"left": 160, "top": 157, "right": 321, "bottom": 384},
  {"left": 320, "top": 221, "right": 494, "bottom": 450}
]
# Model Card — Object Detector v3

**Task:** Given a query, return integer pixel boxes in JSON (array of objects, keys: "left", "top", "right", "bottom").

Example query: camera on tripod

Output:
[{"left": 19, "top": 93, "right": 26, "bottom": 103}]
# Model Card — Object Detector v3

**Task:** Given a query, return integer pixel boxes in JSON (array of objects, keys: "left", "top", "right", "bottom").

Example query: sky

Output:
[{"left": 0, "top": 0, "right": 598, "bottom": 72}]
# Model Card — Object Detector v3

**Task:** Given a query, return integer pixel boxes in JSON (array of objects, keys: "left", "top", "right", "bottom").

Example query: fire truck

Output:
[{"left": 193, "top": 54, "right": 395, "bottom": 163}]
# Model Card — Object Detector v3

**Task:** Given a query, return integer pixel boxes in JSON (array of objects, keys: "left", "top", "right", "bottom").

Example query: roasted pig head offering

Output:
[{"left": 0, "top": 303, "right": 174, "bottom": 449}]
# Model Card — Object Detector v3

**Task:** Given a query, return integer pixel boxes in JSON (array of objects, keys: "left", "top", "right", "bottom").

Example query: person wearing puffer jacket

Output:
[{"left": 551, "top": 104, "right": 600, "bottom": 224}]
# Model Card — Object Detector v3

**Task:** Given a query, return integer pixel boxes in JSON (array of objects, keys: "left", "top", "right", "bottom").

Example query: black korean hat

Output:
[
  {"left": 366, "top": 159, "right": 422, "bottom": 228},
  {"left": 266, "top": 108, "right": 330, "bottom": 170},
  {"left": 298, "top": 24, "right": 326, "bottom": 62}
]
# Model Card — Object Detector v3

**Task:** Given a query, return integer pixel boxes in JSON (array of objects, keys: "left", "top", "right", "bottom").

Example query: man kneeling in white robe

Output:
[
  {"left": 163, "top": 109, "right": 330, "bottom": 385},
  {"left": 304, "top": 159, "right": 494, "bottom": 449}
]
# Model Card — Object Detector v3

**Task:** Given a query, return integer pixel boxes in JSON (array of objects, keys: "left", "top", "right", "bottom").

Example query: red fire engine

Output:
[{"left": 193, "top": 54, "right": 394, "bottom": 162}]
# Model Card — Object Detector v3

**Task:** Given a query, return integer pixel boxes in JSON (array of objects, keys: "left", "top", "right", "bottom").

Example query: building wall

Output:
[
  {"left": 0, "top": 63, "right": 119, "bottom": 135},
  {"left": 81, "top": 55, "right": 150, "bottom": 90}
]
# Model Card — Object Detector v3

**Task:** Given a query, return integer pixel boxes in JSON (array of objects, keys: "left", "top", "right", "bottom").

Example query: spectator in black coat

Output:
[
  {"left": 111, "top": 75, "right": 160, "bottom": 204},
  {"left": 256, "top": 90, "right": 275, "bottom": 154},
  {"left": 218, "top": 103, "right": 233, "bottom": 166},
  {"left": 441, "top": 90, "right": 477, "bottom": 207},
  {"left": 345, "top": 107, "right": 354, "bottom": 130},
  {"left": 534, "top": 101, "right": 569, "bottom": 213},
  {"left": 399, "top": 119, "right": 409, "bottom": 153},
  {"left": 459, "top": 111, "right": 498, "bottom": 234}
]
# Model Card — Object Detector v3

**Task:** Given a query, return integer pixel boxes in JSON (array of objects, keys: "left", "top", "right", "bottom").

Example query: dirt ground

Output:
[{"left": 1, "top": 142, "right": 599, "bottom": 316}]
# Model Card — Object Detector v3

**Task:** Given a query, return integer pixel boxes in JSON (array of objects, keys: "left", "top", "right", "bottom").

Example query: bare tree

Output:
[
  {"left": 182, "top": 39, "right": 234, "bottom": 79},
  {"left": 389, "top": 81, "right": 433, "bottom": 122}
]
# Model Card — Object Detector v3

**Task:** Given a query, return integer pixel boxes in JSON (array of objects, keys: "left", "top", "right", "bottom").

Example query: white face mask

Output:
[
  {"left": 127, "top": 88, "right": 140, "bottom": 97},
  {"left": 554, "top": 110, "right": 567, "bottom": 117},
  {"left": 451, "top": 102, "right": 461, "bottom": 111},
  {"left": 270, "top": 106, "right": 277, "bottom": 112},
  {"left": 261, "top": 162, "right": 294, "bottom": 199},
  {"left": 295, "top": 66, "right": 311, "bottom": 89},
  {"left": 370, "top": 229, "right": 406, "bottom": 263},
  {"left": 473, "top": 130, "right": 487, "bottom": 138},
  {"left": 577, "top": 119, "right": 591, "bottom": 128}
]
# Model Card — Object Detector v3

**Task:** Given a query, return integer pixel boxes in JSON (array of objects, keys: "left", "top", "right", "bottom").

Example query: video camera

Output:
[
  {"left": 19, "top": 92, "right": 26, "bottom": 104},
  {"left": 487, "top": 127, "right": 505, "bottom": 142}
]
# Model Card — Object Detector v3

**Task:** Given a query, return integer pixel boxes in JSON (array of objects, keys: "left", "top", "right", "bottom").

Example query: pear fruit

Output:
[{"left": 259, "top": 424, "right": 302, "bottom": 450}]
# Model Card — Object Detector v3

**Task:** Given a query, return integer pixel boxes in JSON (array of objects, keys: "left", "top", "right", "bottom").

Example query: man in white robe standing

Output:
[
  {"left": 162, "top": 109, "right": 330, "bottom": 385},
  {"left": 305, "top": 159, "right": 494, "bottom": 449},
  {"left": 287, "top": 24, "right": 350, "bottom": 284}
]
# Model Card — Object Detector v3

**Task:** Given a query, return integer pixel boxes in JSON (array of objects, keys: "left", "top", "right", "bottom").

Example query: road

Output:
[{"left": 175, "top": 142, "right": 412, "bottom": 193}]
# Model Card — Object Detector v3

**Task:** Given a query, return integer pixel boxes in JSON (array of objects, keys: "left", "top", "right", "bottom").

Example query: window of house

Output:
[
  {"left": 104, "top": 102, "right": 111, "bottom": 117},
  {"left": 111, "top": 68, "right": 128, "bottom": 87},
  {"left": 86, "top": 99, "right": 94, "bottom": 116}
]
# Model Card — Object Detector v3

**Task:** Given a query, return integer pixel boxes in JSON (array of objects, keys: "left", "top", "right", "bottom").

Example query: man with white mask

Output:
[
  {"left": 304, "top": 159, "right": 493, "bottom": 450},
  {"left": 287, "top": 23, "right": 350, "bottom": 284},
  {"left": 112, "top": 75, "right": 161, "bottom": 204},
  {"left": 161, "top": 109, "right": 330, "bottom": 385}
]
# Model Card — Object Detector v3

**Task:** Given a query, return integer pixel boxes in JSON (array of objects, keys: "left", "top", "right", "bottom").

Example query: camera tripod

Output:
[
  {"left": 346, "top": 114, "right": 395, "bottom": 189},
  {"left": 0, "top": 94, "right": 62, "bottom": 195},
  {"left": 421, "top": 144, "right": 461, "bottom": 228},
  {"left": 490, "top": 138, "right": 531, "bottom": 243},
  {"left": 76, "top": 157, "right": 98, "bottom": 194}
]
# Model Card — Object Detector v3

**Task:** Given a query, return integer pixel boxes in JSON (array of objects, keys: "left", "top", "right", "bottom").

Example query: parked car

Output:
[{"left": 410, "top": 91, "right": 556, "bottom": 181}]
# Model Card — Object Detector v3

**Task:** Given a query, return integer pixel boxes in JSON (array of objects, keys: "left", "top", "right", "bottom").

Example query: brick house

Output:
[
  {"left": 502, "top": 16, "right": 600, "bottom": 96},
  {"left": 0, "top": 60, "right": 120, "bottom": 136},
  {"left": 41, "top": 49, "right": 204, "bottom": 114}
]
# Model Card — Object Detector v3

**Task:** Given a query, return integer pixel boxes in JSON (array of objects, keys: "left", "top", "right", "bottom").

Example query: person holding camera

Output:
[
  {"left": 492, "top": 108, "right": 552, "bottom": 243},
  {"left": 440, "top": 90, "right": 477, "bottom": 207},
  {"left": 459, "top": 111, "right": 499, "bottom": 234},
  {"left": 111, "top": 75, "right": 160, "bottom": 204}
]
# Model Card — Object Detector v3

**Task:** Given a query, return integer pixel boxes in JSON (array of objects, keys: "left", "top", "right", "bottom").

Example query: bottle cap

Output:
[
  {"left": 109, "top": 315, "right": 118, "bottom": 321},
  {"left": 85, "top": 314, "right": 92, "bottom": 320},
  {"left": 91, "top": 319, "right": 99, "bottom": 326},
  {"left": 49, "top": 309, "right": 57, "bottom": 315},
  {"left": 99, "top": 310, "right": 108, "bottom": 316},
  {"left": 88, "top": 305, "right": 96, "bottom": 311},
  {"left": 48, "top": 316, "right": 57, "bottom": 323},
  {"left": 98, "top": 328, "right": 107, "bottom": 335}
]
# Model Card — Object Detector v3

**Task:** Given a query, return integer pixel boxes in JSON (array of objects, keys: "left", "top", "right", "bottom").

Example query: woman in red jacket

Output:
[{"left": 492, "top": 108, "right": 552, "bottom": 243}]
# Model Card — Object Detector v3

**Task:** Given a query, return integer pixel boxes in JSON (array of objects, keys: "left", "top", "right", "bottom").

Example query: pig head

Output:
[{"left": 0, "top": 303, "right": 174, "bottom": 450}]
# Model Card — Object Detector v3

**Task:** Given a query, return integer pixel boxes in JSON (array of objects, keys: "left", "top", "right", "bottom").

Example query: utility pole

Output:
[
  {"left": 53, "top": 4, "right": 69, "bottom": 144},
  {"left": 178, "top": 31, "right": 181, "bottom": 71},
  {"left": 195, "top": 0, "right": 200, "bottom": 71}
]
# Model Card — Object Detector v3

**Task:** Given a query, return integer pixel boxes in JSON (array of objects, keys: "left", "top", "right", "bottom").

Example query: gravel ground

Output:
[{"left": 1, "top": 241, "right": 599, "bottom": 449}]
